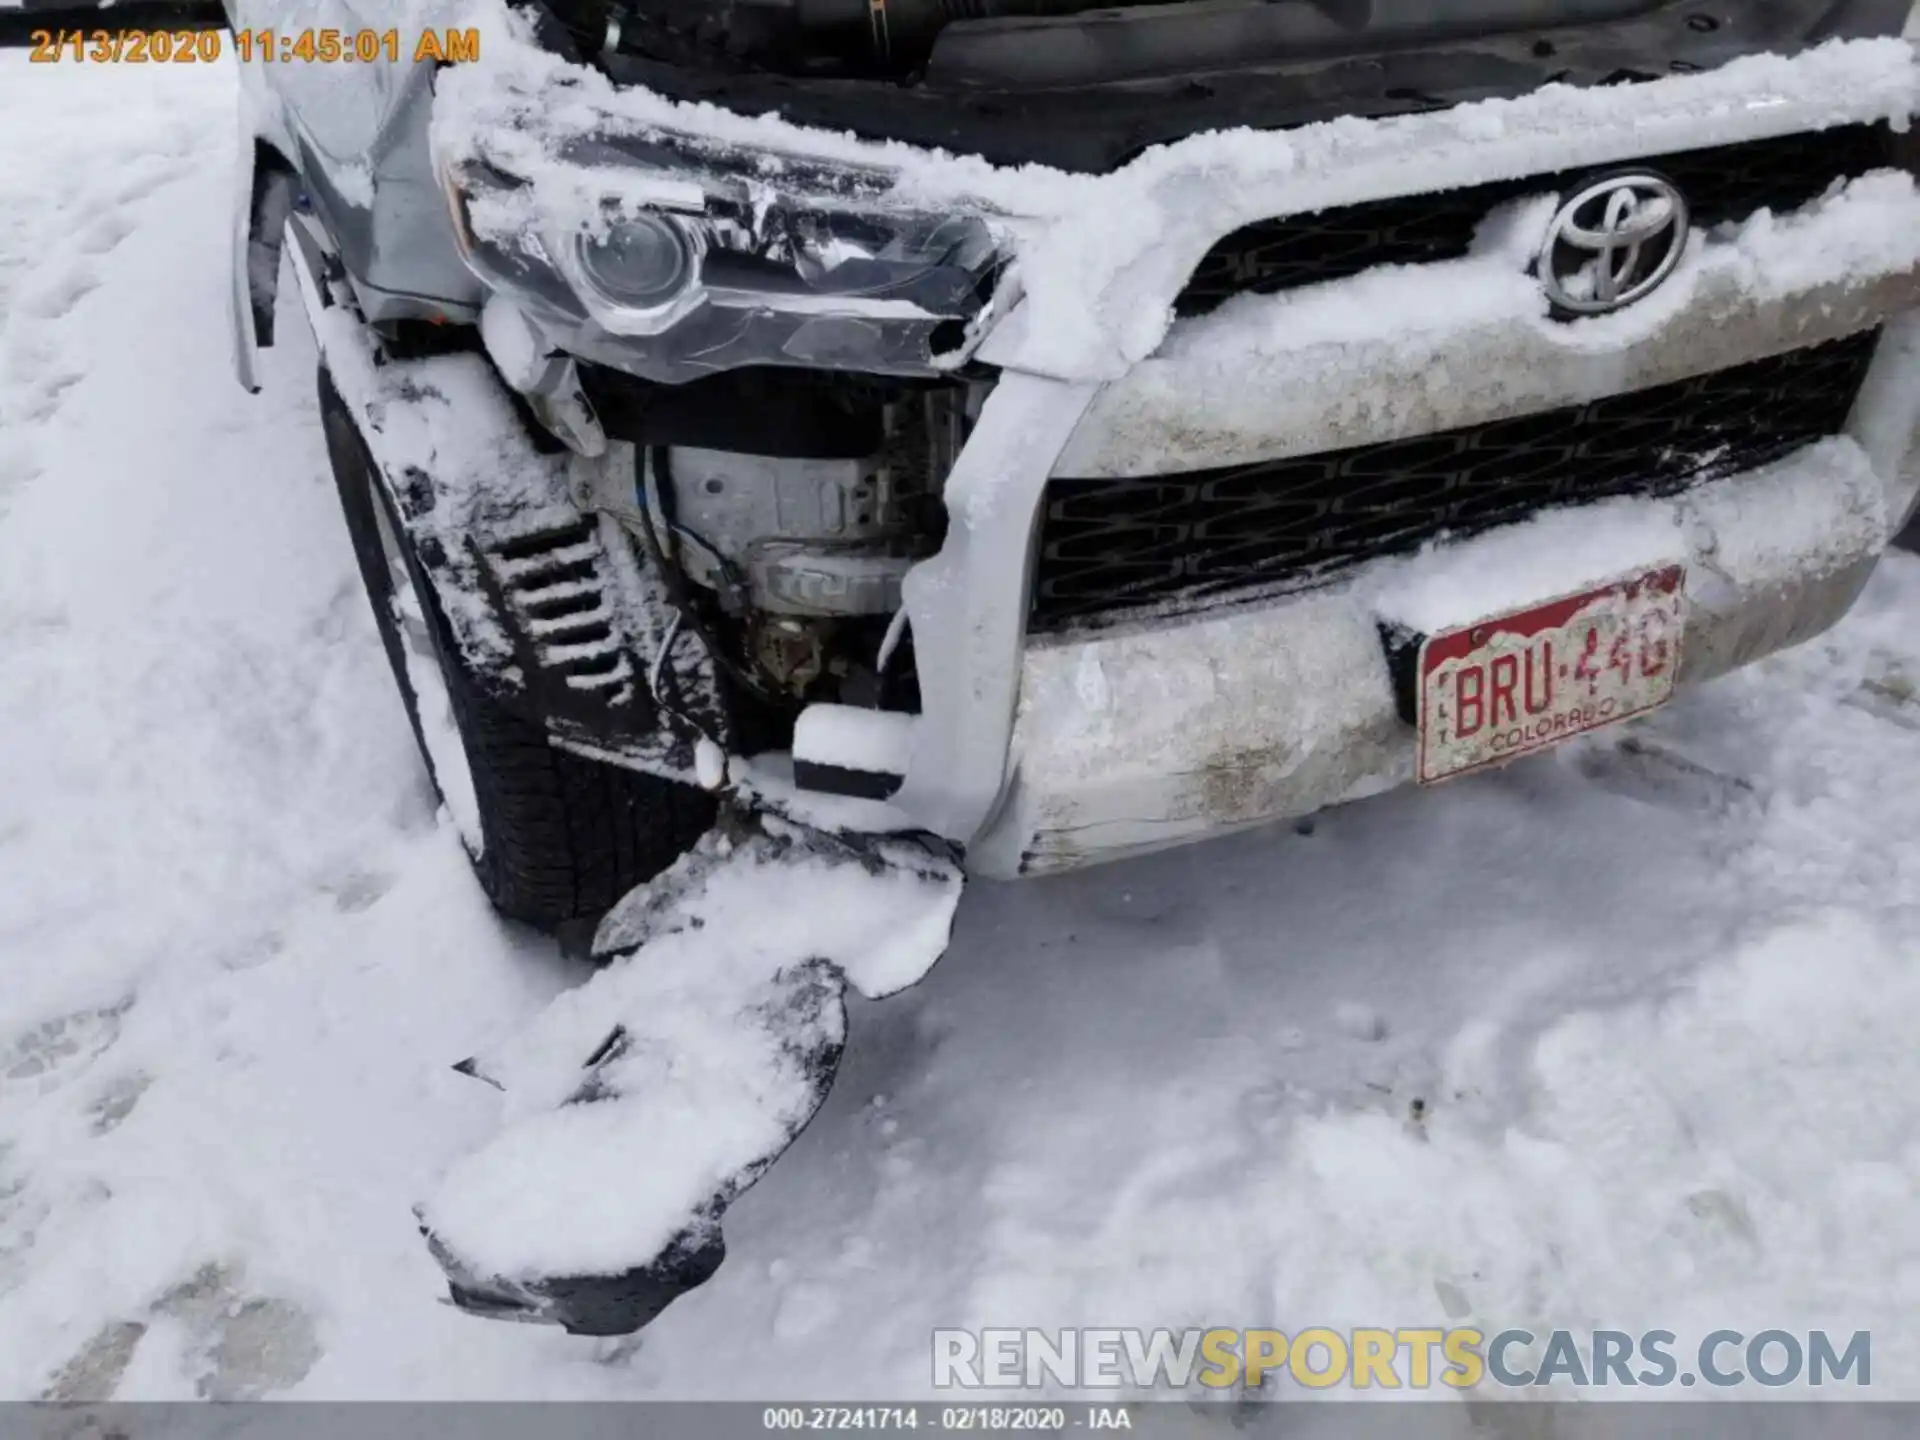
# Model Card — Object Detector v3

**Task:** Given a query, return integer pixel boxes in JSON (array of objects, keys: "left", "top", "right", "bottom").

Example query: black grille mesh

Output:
[
  {"left": 1177, "top": 125, "right": 1895, "bottom": 317},
  {"left": 1032, "top": 331, "right": 1879, "bottom": 631}
]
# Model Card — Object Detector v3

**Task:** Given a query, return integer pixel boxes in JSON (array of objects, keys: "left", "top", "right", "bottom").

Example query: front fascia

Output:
[{"left": 436, "top": 32, "right": 1920, "bottom": 860}]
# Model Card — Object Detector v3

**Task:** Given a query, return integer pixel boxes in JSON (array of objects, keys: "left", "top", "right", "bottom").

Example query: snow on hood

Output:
[{"left": 430, "top": 14, "right": 1920, "bottom": 381}]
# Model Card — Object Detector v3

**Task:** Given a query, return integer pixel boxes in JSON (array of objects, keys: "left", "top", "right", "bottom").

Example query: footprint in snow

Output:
[
  {"left": 74, "top": 211, "right": 135, "bottom": 258},
  {"left": 39, "top": 1320, "right": 148, "bottom": 1403},
  {"left": 1685, "top": 1187, "right": 1761, "bottom": 1253},
  {"left": 39, "top": 1262, "right": 323, "bottom": 1401},
  {"left": 0, "top": 437, "right": 42, "bottom": 499},
  {"left": 772, "top": 1280, "right": 842, "bottom": 1341},
  {"left": 87, "top": 1072, "right": 151, "bottom": 1136},
  {"left": 1333, "top": 1002, "right": 1388, "bottom": 1043},
  {"left": 19, "top": 370, "right": 87, "bottom": 424},
  {"left": 18, "top": 266, "right": 103, "bottom": 323},
  {"left": 0, "top": 1158, "right": 107, "bottom": 1304},
  {"left": 323, "top": 869, "right": 396, "bottom": 916},
  {"left": 1846, "top": 659, "right": 1920, "bottom": 732},
  {"left": 107, "top": 159, "right": 192, "bottom": 210},
  {"left": 1, "top": 999, "right": 132, "bottom": 1090},
  {"left": 1235, "top": 1078, "right": 1297, "bottom": 1142},
  {"left": 0, "top": 1141, "right": 32, "bottom": 1239},
  {"left": 1433, "top": 1276, "right": 1474, "bottom": 1320}
]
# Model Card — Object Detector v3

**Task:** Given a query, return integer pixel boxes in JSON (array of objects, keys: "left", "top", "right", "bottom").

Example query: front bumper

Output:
[
  {"left": 971, "top": 425, "right": 1911, "bottom": 876},
  {"left": 935, "top": 307, "right": 1920, "bottom": 879}
]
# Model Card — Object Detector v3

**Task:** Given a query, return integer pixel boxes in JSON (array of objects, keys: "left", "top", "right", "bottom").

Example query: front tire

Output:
[{"left": 319, "top": 367, "right": 713, "bottom": 928}]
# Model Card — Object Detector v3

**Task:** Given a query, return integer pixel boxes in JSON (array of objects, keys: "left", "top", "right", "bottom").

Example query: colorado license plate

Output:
[{"left": 1416, "top": 565, "right": 1686, "bottom": 784}]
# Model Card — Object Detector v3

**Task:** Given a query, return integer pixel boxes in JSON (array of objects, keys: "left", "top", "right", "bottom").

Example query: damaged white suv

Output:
[{"left": 209, "top": 0, "right": 1920, "bottom": 1332}]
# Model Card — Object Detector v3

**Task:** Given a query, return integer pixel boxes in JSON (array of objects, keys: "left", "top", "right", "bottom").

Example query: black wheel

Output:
[{"left": 319, "top": 366, "right": 713, "bottom": 928}]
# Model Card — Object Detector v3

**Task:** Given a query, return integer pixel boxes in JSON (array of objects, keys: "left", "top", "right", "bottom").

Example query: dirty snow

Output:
[{"left": 8, "top": 51, "right": 1920, "bottom": 1406}]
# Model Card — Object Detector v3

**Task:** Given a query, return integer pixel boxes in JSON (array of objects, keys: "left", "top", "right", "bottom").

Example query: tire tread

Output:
[{"left": 320, "top": 365, "right": 712, "bottom": 931}]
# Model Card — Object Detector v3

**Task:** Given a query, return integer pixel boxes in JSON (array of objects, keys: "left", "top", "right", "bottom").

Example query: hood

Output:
[{"left": 515, "top": 0, "right": 1913, "bottom": 171}]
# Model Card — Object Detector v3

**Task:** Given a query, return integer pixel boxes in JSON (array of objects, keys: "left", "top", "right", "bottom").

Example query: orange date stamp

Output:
[{"left": 28, "top": 27, "right": 482, "bottom": 65}]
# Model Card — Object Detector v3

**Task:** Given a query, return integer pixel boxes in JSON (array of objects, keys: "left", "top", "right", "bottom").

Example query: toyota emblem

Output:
[{"left": 1539, "top": 173, "right": 1690, "bottom": 316}]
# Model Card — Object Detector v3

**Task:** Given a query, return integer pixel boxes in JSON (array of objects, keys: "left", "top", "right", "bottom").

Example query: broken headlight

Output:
[
  {"left": 441, "top": 132, "right": 1011, "bottom": 384},
  {"left": 573, "top": 211, "right": 703, "bottom": 316}
]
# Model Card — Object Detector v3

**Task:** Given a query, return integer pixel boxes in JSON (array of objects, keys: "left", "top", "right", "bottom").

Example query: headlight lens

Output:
[
  {"left": 440, "top": 133, "right": 1012, "bottom": 384},
  {"left": 572, "top": 213, "right": 700, "bottom": 318}
]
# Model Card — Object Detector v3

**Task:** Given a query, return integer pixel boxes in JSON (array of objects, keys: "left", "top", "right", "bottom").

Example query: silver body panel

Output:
[{"left": 228, "top": 0, "right": 480, "bottom": 327}]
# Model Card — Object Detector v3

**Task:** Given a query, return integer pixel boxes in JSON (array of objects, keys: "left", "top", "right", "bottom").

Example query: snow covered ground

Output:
[{"left": 4, "top": 52, "right": 1920, "bottom": 1403}]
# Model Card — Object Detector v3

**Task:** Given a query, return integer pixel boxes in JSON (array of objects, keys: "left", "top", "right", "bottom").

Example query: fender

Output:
[
  {"left": 225, "top": 0, "right": 305, "bottom": 395},
  {"left": 230, "top": 136, "right": 302, "bottom": 394},
  {"left": 284, "top": 211, "right": 726, "bottom": 783}
]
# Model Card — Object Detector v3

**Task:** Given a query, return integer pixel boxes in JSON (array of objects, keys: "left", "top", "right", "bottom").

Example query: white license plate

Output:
[{"left": 1417, "top": 564, "right": 1686, "bottom": 785}]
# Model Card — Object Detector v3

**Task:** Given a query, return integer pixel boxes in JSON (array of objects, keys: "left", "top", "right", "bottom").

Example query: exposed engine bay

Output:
[{"left": 576, "top": 367, "right": 977, "bottom": 719}]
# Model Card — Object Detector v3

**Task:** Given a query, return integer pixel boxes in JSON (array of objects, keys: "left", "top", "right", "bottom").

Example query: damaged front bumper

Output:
[
  {"left": 889, "top": 53, "right": 1920, "bottom": 874},
  {"left": 416, "top": 812, "right": 963, "bottom": 1336}
]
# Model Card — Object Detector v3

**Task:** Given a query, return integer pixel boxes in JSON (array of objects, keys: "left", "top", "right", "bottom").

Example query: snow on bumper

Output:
[
  {"left": 950, "top": 197, "right": 1920, "bottom": 875},
  {"left": 970, "top": 436, "right": 1896, "bottom": 876},
  {"left": 910, "top": 293, "right": 1920, "bottom": 878}
]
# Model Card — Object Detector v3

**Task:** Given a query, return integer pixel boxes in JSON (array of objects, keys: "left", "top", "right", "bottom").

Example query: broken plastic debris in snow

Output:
[
  {"left": 791, "top": 704, "right": 917, "bottom": 800},
  {"left": 793, "top": 705, "right": 917, "bottom": 777},
  {"left": 417, "top": 808, "right": 962, "bottom": 1335}
]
